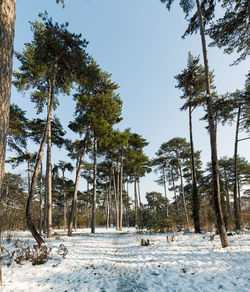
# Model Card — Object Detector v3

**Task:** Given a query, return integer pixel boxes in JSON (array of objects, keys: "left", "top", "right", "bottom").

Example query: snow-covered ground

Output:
[{"left": 1, "top": 228, "right": 249, "bottom": 292}]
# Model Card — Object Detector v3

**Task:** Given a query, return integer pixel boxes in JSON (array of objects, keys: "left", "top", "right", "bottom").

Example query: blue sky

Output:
[{"left": 8, "top": 0, "right": 249, "bottom": 201}]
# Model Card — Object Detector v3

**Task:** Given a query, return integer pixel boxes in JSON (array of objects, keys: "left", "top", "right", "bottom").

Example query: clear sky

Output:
[{"left": 7, "top": 0, "right": 249, "bottom": 202}]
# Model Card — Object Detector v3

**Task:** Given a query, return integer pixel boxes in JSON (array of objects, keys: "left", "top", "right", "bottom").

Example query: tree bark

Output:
[
  {"left": 62, "top": 170, "right": 66, "bottom": 231},
  {"left": 116, "top": 162, "right": 120, "bottom": 229},
  {"left": 134, "top": 175, "right": 138, "bottom": 225},
  {"left": 162, "top": 166, "right": 169, "bottom": 217},
  {"left": 119, "top": 157, "right": 123, "bottom": 231},
  {"left": 195, "top": 0, "right": 229, "bottom": 247},
  {"left": 177, "top": 153, "right": 190, "bottom": 228},
  {"left": 112, "top": 161, "right": 119, "bottom": 230},
  {"left": 189, "top": 104, "right": 200, "bottom": 233},
  {"left": 106, "top": 175, "right": 111, "bottom": 229},
  {"left": 46, "top": 103, "right": 53, "bottom": 238},
  {"left": 0, "top": 226, "right": 2, "bottom": 286},
  {"left": 233, "top": 106, "right": 241, "bottom": 230},
  {"left": 171, "top": 170, "right": 179, "bottom": 213},
  {"left": 224, "top": 169, "right": 231, "bottom": 220},
  {"left": 39, "top": 163, "right": 43, "bottom": 235},
  {"left": 68, "top": 127, "right": 90, "bottom": 236},
  {"left": 91, "top": 137, "right": 97, "bottom": 234},
  {"left": 0, "top": 0, "right": 16, "bottom": 194}
]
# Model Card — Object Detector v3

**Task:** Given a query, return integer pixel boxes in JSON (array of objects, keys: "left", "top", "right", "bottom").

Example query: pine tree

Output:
[{"left": 159, "top": 0, "right": 229, "bottom": 247}]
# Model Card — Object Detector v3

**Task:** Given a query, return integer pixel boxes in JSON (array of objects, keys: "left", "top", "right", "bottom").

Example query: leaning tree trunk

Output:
[
  {"left": 119, "top": 157, "right": 123, "bottom": 231},
  {"left": 91, "top": 136, "right": 97, "bottom": 234},
  {"left": 189, "top": 104, "right": 200, "bottom": 233},
  {"left": 195, "top": 0, "right": 229, "bottom": 247},
  {"left": 26, "top": 65, "right": 57, "bottom": 245},
  {"left": 68, "top": 127, "right": 90, "bottom": 236},
  {"left": 233, "top": 106, "right": 241, "bottom": 230},
  {"left": 46, "top": 102, "right": 53, "bottom": 238}
]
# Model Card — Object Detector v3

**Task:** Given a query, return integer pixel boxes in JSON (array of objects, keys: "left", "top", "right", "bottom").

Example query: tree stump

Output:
[{"left": 141, "top": 239, "right": 150, "bottom": 246}]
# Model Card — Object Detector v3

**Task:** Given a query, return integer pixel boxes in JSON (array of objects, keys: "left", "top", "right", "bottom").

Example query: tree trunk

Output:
[
  {"left": 195, "top": 0, "right": 229, "bottom": 247},
  {"left": 0, "top": 0, "right": 16, "bottom": 195},
  {"left": 126, "top": 180, "right": 130, "bottom": 227},
  {"left": 86, "top": 180, "right": 89, "bottom": 228},
  {"left": 26, "top": 64, "right": 57, "bottom": 245},
  {"left": 171, "top": 170, "right": 179, "bottom": 213},
  {"left": 106, "top": 175, "right": 111, "bottom": 229},
  {"left": 91, "top": 137, "right": 97, "bottom": 234},
  {"left": 27, "top": 160, "right": 31, "bottom": 193},
  {"left": 224, "top": 169, "right": 231, "bottom": 220},
  {"left": 238, "top": 180, "right": 241, "bottom": 215},
  {"left": 134, "top": 175, "right": 138, "bottom": 225},
  {"left": 177, "top": 154, "right": 190, "bottom": 228},
  {"left": 162, "top": 166, "right": 169, "bottom": 217},
  {"left": 112, "top": 161, "right": 119, "bottom": 230},
  {"left": 46, "top": 106, "right": 52, "bottom": 238},
  {"left": 116, "top": 162, "right": 120, "bottom": 230},
  {"left": 233, "top": 106, "right": 241, "bottom": 230},
  {"left": 119, "top": 157, "right": 123, "bottom": 231},
  {"left": 39, "top": 163, "right": 43, "bottom": 235},
  {"left": 62, "top": 170, "right": 66, "bottom": 231},
  {"left": 68, "top": 127, "right": 90, "bottom": 236},
  {"left": 0, "top": 226, "right": 2, "bottom": 286},
  {"left": 189, "top": 104, "right": 200, "bottom": 233}
]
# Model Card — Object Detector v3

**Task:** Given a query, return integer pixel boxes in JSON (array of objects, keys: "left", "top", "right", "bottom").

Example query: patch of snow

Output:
[{"left": 1, "top": 227, "right": 249, "bottom": 291}]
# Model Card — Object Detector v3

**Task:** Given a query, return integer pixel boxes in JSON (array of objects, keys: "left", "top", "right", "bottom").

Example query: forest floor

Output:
[{"left": 1, "top": 227, "right": 250, "bottom": 292}]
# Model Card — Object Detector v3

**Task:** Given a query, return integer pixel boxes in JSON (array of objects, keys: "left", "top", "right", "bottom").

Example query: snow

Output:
[{"left": 1, "top": 228, "right": 250, "bottom": 291}]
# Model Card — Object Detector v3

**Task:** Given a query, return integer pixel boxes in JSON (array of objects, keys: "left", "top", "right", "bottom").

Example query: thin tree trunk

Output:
[
  {"left": 91, "top": 137, "right": 97, "bottom": 234},
  {"left": 26, "top": 64, "right": 57, "bottom": 245},
  {"left": 106, "top": 174, "right": 111, "bottom": 229},
  {"left": 189, "top": 104, "right": 200, "bottom": 233},
  {"left": 86, "top": 180, "right": 89, "bottom": 228},
  {"left": 238, "top": 180, "right": 241, "bottom": 215},
  {"left": 224, "top": 170, "right": 231, "bottom": 220},
  {"left": 62, "top": 170, "right": 66, "bottom": 231},
  {"left": 39, "top": 163, "right": 43, "bottom": 235},
  {"left": 134, "top": 175, "right": 138, "bottom": 225},
  {"left": 46, "top": 106, "right": 52, "bottom": 238},
  {"left": 137, "top": 177, "right": 142, "bottom": 207},
  {"left": 27, "top": 160, "right": 31, "bottom": 193},
  {"left": 126, "top": 180, "right": 130, "bottom": 227},
  {"left": 112, "top": 161, "right": 119, "bottom": 230},
  {"left": 68, "top": 127, "right": 90, "bottom": 236},
  {"left": 177, "top": 154, "right": 190, "bottom": 228},
  {"left": 162, "top": 166, "right": 169, "bottom": 217},
  {"left": 195, "top": 0, "right": 229, "bottom": 247},
  {"left": 119, "top": 157, "right": 123, "bottom": 231},
  {"left": 171, "top": 170, "right": 179, "bottom": 213},
  {"left": 233, "top": 106, "right": 241, "bottom": 230}
]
